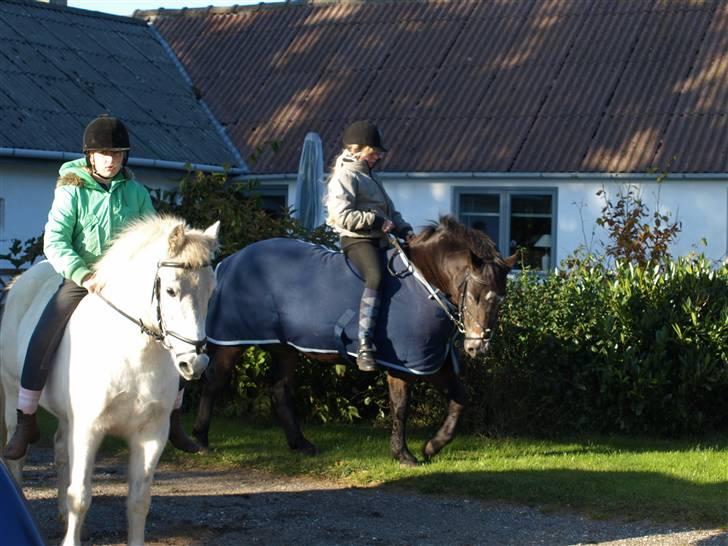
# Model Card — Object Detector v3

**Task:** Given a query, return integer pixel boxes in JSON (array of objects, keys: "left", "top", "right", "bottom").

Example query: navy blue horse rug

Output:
[{"left": 206, "top": 238, "right": 455, "bottom": 375}]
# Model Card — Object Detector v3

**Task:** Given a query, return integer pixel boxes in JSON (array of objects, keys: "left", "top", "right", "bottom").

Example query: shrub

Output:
[
  {"left": 0, "top": 235, "right": 44, "bottom": 274},
  {"left": 465, "top": 256, "right": 728, "bottom": 435}
]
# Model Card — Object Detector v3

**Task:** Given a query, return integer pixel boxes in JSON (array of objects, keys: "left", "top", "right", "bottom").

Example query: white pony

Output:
[{"left": 0, "top": 215, "right": 219, "bottom": 546}]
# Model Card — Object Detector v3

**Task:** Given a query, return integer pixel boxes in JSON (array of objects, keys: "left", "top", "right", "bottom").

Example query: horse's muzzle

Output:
[
  {"left": 463, "top": 337, "right": 489, "bottom": 358},
  {"left": 176, "top": 352, "right": 209, "bottom": 380}
]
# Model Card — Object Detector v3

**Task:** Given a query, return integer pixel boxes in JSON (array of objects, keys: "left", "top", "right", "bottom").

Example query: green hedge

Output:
[{"left": 465, "top": 257, "right": 728, "bottom": 436}]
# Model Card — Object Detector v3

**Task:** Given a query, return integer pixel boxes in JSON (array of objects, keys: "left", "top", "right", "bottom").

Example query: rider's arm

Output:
[
  {"left": 384, "top": 193, "right": 412, "bottom": 238},
  {"left": 135, "top": 182, "right": 156, "bottom": 216},
  {"left": 43, "top": 186, "right": 91, "bottom": 286},
  {"left": 327, "top": 173, "right": 383, "bottom": 233}
]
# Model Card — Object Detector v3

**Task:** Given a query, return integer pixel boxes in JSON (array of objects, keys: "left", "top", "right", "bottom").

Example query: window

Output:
[
  {"left": 250, "top": 185, "right": 288, "bottom": 219},
  {"left": 455, "top": 187, "right": 557, "bottom": 270}
]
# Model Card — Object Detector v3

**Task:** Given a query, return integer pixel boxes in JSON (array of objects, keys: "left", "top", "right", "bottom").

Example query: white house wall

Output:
[
  {"left": 0, "top": 157, "right": 186, "bottom": 267},
  {"left": 265, "top": 174, "right": 728, "bottom": 266}
]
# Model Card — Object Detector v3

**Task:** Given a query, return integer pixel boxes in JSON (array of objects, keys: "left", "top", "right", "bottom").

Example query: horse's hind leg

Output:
[
  {"left": 268, "top": 345, "right": 318, "bottom": 456},
  {"left": 127, "top": 419, "right": 167, "bottom": 546},
  {"left": 63, "top": 425, "right": 103, "bottom": 546},
  {"left": 192, "top": 345, "right": 244, "bottom": 448},
  {"left": 422, "top": 366, "right": 466, "bottom": 462},
  {"left": 387, "top": 373, "right": 418, "bottom": 467}
]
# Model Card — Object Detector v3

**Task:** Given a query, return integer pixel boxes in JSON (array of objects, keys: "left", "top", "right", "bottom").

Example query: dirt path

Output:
[{"left": 19, "top": 448, "right": 727, "bottom": 545}]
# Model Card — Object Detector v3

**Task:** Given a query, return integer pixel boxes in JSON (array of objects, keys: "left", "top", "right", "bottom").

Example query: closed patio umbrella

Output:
[{"left": 294, "top": 132, "right": 325, "bottom": 230}]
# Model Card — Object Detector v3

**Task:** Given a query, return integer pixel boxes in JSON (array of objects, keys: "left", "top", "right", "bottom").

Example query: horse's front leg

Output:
[
  {"left": 387, "top": 373, "right": 418, "bottom": 467},
  {"left": 423, "top": 366, "right": 466, "bottom": 462},
  {"left": 192, "top": 345, "right": 243, "bottom": 448},
  {"left": 63, "top": 423, "right": 103, "bottom": 546},
  {"left": 54, "top": 419, "right": 70, "bottom": 525},
  {"left": 127, "top": 417, "right": 168, "bottom": 546},
  {"left": 268, "top": 345, "right": 318, "bottom": 456}
]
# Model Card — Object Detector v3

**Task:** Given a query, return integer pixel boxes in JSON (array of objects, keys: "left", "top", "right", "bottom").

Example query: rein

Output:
[
  {"left": 387, "top": 235, "right": 502, "bottom": 342},
  {"left": 97, "top": 260, "right": 211, "bottom": 355},
  {"left": 387, "top": 236, "right": 461, "bottom": 329}
]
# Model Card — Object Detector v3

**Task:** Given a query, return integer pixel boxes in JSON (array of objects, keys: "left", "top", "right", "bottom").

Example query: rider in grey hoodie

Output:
[{"left": 326, "top": 121, "right": 413, "bottom": 371}]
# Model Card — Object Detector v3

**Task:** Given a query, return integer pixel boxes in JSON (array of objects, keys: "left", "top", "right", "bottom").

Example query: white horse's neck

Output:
[{"left": 96, "top": 244, "right": 162, "bottom": 330}]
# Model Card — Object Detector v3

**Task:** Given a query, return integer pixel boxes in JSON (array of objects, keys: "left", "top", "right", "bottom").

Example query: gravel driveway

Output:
[{"left": 19, "top": 448, "right": 728, "bottom": 545}]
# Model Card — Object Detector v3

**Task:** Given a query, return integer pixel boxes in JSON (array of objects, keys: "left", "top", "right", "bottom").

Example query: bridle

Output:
[
  {"left": 97, "top": 260, "right": 211, "bottom": 356},
  {"left": 456, "top": 271, "right": 504, "bottom": 343},
  {"left": 387, "top": 235, "right": 504, "bottom": 342}
]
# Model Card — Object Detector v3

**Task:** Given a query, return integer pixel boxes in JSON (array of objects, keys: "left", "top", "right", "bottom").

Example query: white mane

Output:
[{"left": 93, "top": 215, "right": 217, "bottom": 286}]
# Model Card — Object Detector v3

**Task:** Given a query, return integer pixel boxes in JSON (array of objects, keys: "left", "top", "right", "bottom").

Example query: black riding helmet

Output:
[
  {"left": 342, "top": 120, "right": 387, "bottom": 152},
  {"left": 83, "top": 115, "right": 130, "bottom": 176},
  {"left": 83, "top": 115, "right": 130, "bottom": 152}
]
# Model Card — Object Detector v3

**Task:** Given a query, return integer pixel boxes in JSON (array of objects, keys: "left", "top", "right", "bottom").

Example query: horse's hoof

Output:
[
  {"left": 423, "top": 440, "right": 437, "bottom": 461},
  {"left": 398, "top": 456, "right": 419, "bottom": 468},
  {"left": 395, "top": 450, "right": 419, "bottom": 467},
  {"left": 292, "top": 440, "right": 319, "bottom": 456},
  {"left": 192, "top": 429, "right": 210, "bottom": 449}
]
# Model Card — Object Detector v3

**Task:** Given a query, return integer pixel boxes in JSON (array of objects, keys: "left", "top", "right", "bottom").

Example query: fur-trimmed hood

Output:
[{"left": 56, "top": 158, "right": 134, "bottom": 188}]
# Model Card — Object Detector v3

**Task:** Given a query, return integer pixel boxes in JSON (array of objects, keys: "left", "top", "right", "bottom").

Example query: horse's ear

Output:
[
  {"left": 168, "top": 223, "right": 187, "bottom": 257},
  {"left": 503, "top": 253, "right": 518, "bottom": 270},
  {"left": 204, "top": 221, "right": 221, "bottom": 240}
]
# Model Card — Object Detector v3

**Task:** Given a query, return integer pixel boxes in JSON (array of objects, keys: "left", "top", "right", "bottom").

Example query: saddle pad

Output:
[{"left": 206, "top": 238, "right": 455, "bottom": 374}]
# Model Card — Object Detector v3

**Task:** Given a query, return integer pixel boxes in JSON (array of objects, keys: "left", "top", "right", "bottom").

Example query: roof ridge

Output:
[
  {"left": 5, "top": 0, "right": 147, "bottom": 25},
  {"left": 134, "top": 0, "right": 436, "bottom": 20}
]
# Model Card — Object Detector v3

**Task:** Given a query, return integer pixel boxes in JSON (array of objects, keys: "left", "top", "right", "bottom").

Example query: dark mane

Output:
[{"left": 413, "top": 215, "right": 504, "bottom": 264}]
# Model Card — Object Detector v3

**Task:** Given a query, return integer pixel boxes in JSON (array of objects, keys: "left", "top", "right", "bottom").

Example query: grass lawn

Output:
[{"left": 36, "top": 411, "right": 728, "bottom": 527}]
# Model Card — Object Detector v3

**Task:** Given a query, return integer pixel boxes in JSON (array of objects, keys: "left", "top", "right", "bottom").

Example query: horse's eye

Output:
[{"left": 166, "top": 288, "right": 177, "bottom": 297}]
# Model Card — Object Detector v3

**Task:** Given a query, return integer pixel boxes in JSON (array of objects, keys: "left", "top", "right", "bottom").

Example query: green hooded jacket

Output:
[{"left": 43, "top": 158, "right": 156, "bottom": 286}]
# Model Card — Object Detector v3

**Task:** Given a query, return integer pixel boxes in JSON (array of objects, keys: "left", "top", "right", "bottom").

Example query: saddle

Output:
[{"left": 206, "top": 238, "right": 456, "bottom": 374}]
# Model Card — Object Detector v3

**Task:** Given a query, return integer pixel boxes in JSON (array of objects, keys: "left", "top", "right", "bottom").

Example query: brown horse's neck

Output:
[{"left": 407, "top": 242, "right": 463, "bottom": 300}]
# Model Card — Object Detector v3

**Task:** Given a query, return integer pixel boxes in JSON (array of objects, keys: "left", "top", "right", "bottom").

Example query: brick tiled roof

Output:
[
  {"left": 142, "top": 0, "right": 728, "bottom": 174},
  {"left": 0, "top": 0, "right": 241, "bottom": 168}
]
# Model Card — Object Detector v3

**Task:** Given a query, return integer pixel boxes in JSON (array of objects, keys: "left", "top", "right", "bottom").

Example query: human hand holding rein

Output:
[
  {"left": 381, "top": 219, "right": 395, "bottom": 233},
  {"left": 81, "top": 273, "right": 102, "bottom": 294}
]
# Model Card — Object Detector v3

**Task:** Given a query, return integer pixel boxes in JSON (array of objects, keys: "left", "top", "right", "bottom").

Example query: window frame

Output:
[
  {"left": 249, "top": 184, "right": 289, "bottom": 218},
  {"left": 453, "top": 186, "right": 558, "bottom": 270}
]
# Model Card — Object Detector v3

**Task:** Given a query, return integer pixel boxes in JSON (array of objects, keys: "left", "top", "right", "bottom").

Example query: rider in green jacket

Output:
[
  {"left": 3, "top": 115, "right": 199, "bottom": 459},
  {"left": 45, "top": 156, "right": 156, "bottom": 287}
]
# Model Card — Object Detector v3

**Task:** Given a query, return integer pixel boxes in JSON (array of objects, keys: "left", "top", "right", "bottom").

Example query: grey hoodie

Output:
[{"left": 326, "top": 152, "right": 411, "bottom": 239}]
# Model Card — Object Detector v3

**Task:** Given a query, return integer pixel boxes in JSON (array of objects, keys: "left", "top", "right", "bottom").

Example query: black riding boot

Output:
[
  {"left": 3, "top": 410, "right": 40, "bottom": 460},
  {"left": 356, "top": 288, "right": 380, "bottom": 372}
]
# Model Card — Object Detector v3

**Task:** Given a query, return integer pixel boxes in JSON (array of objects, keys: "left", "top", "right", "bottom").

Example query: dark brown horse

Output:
[{"left": 192, "top": 216, "right": 516, "bottom": 465}]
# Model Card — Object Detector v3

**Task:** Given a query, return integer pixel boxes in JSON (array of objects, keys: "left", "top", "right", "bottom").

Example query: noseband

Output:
[{"left": 98, "top": 260, "right": 211, "bottom": 356}]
